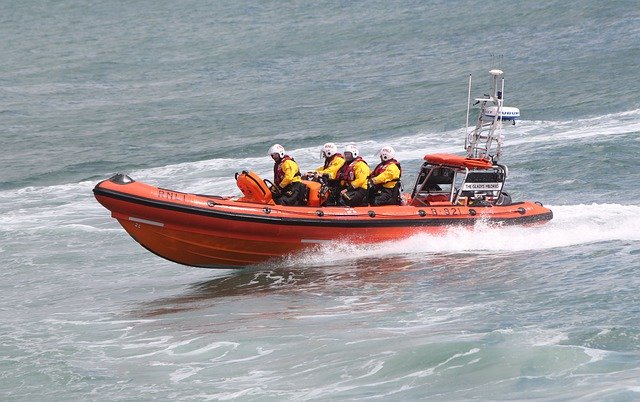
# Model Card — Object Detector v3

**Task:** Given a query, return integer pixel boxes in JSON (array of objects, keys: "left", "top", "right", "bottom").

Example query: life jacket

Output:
[
  {"left": 274, "top": 155, "right": 300, "bottom": 187},
  {"left": 371, "top": 159, "right": 402, "bottom": 185},
  {"left": 323, "top": 153, "right": 344, "bottom": 170},
  {"left": 339, "top": 157, "right": 367, "bottom": 183}
]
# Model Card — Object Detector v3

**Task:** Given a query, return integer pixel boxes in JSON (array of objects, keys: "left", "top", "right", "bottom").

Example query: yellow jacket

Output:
[
  {"left": 315, "top": 155, "right": 346, "bottom": 180},
  {"left": 371, "top": 163, "right": 401, "bottom": 189},
  {"left": 277, "top": 158, "right": 302, "bottom": 188},
  {"left": 343, "top": 159, "right": 370, "bottom": 190}
]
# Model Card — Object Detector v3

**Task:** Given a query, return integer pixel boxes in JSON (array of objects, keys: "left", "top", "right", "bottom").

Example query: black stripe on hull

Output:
[{"left": 94, "top": 186, "right": 553, "bottom": 228}]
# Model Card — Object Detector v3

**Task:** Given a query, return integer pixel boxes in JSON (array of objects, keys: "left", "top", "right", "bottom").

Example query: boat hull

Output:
[{"left": 93, "top": 176, "right": 553, "bottom": 268}]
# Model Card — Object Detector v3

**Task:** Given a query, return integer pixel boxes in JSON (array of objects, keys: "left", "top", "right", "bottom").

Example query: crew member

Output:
[
  {"left": 312, "top": 142, "right": 345, "bottom": 206},
  {"left": 268, "top": 144, "right": 306, "bottom": 206},
  {"left": 369, "top": 145, "right": 402, "bottom": 206},
  {"left": 338, "top": 144, "right": 370, "bottom": 207}
]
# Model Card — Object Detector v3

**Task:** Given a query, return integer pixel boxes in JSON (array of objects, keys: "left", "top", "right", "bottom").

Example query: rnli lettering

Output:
[
  {"left": 158, "top": 189, "right": 186, "bottom": 201},
  {"left": 430, "top": 207, "right": 462, "bottom": 216}
]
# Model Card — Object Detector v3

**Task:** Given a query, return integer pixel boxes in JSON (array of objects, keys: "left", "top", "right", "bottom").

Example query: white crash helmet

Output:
[
  {"left": 268, "top": 143, "right": 285, "bottom": 158},
  {"left": 344, "top": 144, "right": 359, "bottom": 159},
  {"left": 378, "top": 145, "right": 395, "bottom": 161},
  {"left": 320, "top": 142, "right": 338, "bottom": 159}
]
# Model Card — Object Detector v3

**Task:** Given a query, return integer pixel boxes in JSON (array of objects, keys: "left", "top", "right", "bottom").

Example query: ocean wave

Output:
[{"left": 3, "top": 107, "right": 639, "bottom": 196}]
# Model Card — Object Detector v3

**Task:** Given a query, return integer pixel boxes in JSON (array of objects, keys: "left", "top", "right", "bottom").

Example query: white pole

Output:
[
  {"left": 499, "top": 77, "right": 505, "bottom": 118},
  {"left": 465, "top": 74, "right": 472, "bottom": 150}
]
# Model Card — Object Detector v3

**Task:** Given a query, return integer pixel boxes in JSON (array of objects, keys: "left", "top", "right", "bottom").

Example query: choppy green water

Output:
[{"left": 1, "top": 0, "right": 640, "bottom": 400}]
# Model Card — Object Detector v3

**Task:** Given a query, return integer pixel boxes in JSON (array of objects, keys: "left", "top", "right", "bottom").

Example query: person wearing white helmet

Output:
[
  {"left": 268, "top": 144, "right": 306, "bottom": 206},
  {"left": 310, "top": 142, "right": 345, "bottom": 206},
  {"left": 369, "top": 145, "right": 402, "bottom": 206},
  {"left": 337, "top": 144, "right": 370, "bottom": 207}
]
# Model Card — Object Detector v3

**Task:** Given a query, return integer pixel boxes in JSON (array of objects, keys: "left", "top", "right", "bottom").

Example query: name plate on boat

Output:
[{"left": 462, "top": 182, "right": 502, "bottom": 191}]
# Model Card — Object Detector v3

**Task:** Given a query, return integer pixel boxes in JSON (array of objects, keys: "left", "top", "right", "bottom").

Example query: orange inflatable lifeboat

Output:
[
  {"left": 93, "top": 69, "right": 552, "bottom": 269},
  {"left": 93, "top": 153, "right": 552, "bottom": 269}
]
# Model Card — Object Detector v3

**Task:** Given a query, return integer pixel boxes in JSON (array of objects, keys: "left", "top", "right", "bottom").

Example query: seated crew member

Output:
[
  {"left": 268, "top": 144, "right": 306, "bottom": 206},
  {"left": 311, "top": 142, "right": 345, "bottom": 206},
  {"left": 369, "top": 145, "right": 402, "bottom": 206},
  {"left": 338, "top": 144, "right": 370, "bottom": 207}
]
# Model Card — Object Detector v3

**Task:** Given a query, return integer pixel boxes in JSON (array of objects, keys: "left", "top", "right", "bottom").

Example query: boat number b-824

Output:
[{"left": 430, "top": 207, "right": 462, "bottom": 216}]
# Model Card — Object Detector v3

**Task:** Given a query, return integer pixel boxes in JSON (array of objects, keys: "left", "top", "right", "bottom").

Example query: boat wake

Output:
[{"left": 283, "top": 203, "right": 640, "bottom": 267}]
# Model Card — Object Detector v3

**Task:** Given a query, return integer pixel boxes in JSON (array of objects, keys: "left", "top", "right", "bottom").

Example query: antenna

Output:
[{"left": 465, "top": 74, "right": 472, "bottom": 147}]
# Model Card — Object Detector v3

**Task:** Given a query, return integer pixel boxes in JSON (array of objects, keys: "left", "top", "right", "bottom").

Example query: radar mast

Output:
[{"left": 464, "top": 69, "right": 519, "bottom": 162}]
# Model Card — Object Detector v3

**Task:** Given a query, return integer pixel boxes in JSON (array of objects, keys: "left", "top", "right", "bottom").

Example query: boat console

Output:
[{"left": 409, "top": 159, "right": 509, "bottom": 207}]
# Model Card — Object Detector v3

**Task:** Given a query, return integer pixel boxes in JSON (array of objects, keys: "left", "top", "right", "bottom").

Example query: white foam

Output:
[
  {"left": 528, "top": 329, "right": 570, "bottom": 347},
  {"left": 285, "top": 203, "right": 640, "bottom": 267},
  {"left": 581, "top": 347, "right": 609, "bottom": 364},
  {"left": 169, "top": 366, "right": 204, "bottom": 382},
  {"left": 501, "top": 109, "right": 640, "bottom": 150}
]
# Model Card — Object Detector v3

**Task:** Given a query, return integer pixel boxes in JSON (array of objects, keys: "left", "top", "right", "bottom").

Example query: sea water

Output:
[{"left": 1, "top": 0, "right": 640, "bottom": 400}]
